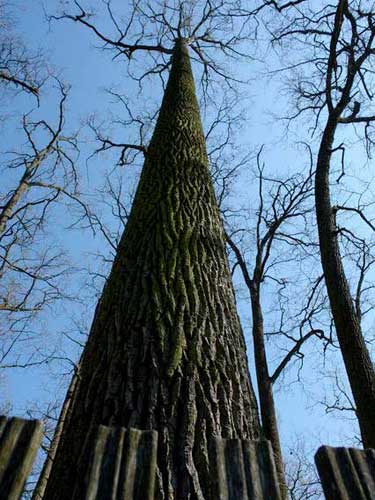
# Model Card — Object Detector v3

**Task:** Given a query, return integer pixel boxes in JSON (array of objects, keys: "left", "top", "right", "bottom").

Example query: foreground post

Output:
[
  {"left": 209, "top": 437, "right": 282, "bottom": 499},
  {"left": 84, "top": 426, "right": 157, "bottom": 500},
  {"left": 0, "top": 416, "right": 43, "bottom": 500},
  {"left": 315, "top": 445, "right": 375, "bottom": 499}
]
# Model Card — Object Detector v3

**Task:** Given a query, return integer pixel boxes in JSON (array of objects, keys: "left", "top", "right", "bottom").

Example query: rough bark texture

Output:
[
  {"left": 43, "top": 39, "right": 260, "bottom": 500},
  {"left": 316, "top": 116, "right": 375, "bottom": 448}
]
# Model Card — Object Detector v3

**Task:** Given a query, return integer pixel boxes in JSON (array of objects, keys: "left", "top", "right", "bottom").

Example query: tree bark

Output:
[
  {"left": 43, "top": 39, "right": 260, "bottom": 500},
  {"left": 316, "top": 115, "right": 375, "bottom": 448}
]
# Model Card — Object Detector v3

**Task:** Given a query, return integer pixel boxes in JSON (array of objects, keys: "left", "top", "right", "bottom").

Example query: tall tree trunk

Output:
[
  {"left": 250, "top": 285, "right": 287, "bottom": 498},
  {"left": 316, "top": 116, "right": 375, "bottom": 448},
  {"left": 43, "top": 39, "right": 260, "bottom": 500}
]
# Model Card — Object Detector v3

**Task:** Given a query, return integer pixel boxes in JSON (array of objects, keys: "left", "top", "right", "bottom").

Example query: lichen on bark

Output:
[{"left": 43, "top": 38, "right": 260, "bottom": 500}]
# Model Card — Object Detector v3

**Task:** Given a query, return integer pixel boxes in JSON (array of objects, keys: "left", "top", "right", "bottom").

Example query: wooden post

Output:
[
  {"left": 84, "top": 426, "right": 158, "bottom": 500},
  {"left": 209, "top": 437, "right": 282, "bottom": 499},
  {"left": 315, "top": 445, "right": 375, "bottom": 499},
  {"left": 0, "top": 416, "right": 43, "bottom": 500}
]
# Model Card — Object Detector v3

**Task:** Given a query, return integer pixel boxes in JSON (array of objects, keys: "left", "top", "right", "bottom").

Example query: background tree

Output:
[
  {"left": 0, "top": 0, "right": 46, "bottom": 98},
  {"left": 0, "top": 81, "right": 90, "bottom": 369},
  {"left": 225, "top": 147, "right": 330, "bottom": 497},
  {"left": 285, "top": 438, "right": 321, "bottom": 500},
  {"left": 0, "top": 2, "right": 98, "bottom": 372},
  {"left": 31, "top": 359, "right": 81, "bottom": 500},
  {"left": 248, "top": 0, "right": 375, "bottom": 449}
]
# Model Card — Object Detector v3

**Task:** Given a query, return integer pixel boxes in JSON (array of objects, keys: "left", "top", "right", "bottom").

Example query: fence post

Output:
[
  {"left": 84, "top": 426, "right": 158, "bottom": 500},
  {"left": 315, "top": 445, "right": 375, "bottom": 500},
  {"left": 209, "top": 437, "right": 282, "bottom": 499},
  {"left": 0, "top": 416, "right": 43, "bottom": 500}
]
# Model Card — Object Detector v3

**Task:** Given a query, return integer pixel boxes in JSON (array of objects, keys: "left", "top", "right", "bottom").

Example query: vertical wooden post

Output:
[
  {"left": 315, "top": 446, "right": 375, "bottom": 500},
  {"left": 209, "top": 437, "right": 282, "bottom": 499},
  {"left": 84, "top": 426, "right": 158, "bottom": 500},
  {"left": 0, "top": 416, "right": 43, "bottom": 500}
]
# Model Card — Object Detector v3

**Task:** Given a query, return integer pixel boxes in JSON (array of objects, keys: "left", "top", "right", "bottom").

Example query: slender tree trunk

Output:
[
  {"left": 226, "top": 235, "right": 286, "bottom": 495},
  {"left": 250, "top": 284, "right": 287, "bottom": 498},
  {"left": 0, "top": 170, "right": 30, "bottom": 235},
  {"left": 43, "top": 39, "right": 260, "bottom": 500},
  {"left": 316, "top": 116, "right": 375, "bottom": 448},
  {"left": 32, "top": 362, "right": 80, "bottom": 500},
  {"left": 0, "top": 147, "right": 49, "bottom": 235}
]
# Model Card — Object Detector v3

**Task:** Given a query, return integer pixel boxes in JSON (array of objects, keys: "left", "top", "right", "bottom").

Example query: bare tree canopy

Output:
[
  {"left": 0, "top": 2, "right": 48, "bottom": 97},
  {"left": 49, "top": 0, "right": 255, "bottom": 96},
  {"left": 0, "top": 4, "right": 94, "bottom": 371},
  {"left": 251, "top": 0, "right": 375, "bottom": 448}
]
